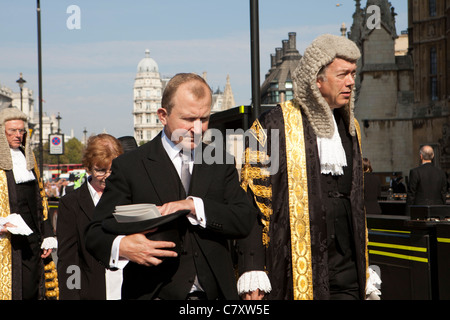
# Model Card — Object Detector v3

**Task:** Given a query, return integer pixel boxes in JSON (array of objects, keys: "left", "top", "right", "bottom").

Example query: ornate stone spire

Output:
[
  {"left": 349, "top": 0, "right": 398, "bottom": 48},
  {"left": 222, "top": 75, "right": 235, "bottom": 110},
  {"left": 365, "top": 0, "right": 397, "bottom": 38},
  {"left": 348, "top": 0, "right": 365, "bottom": 48}
]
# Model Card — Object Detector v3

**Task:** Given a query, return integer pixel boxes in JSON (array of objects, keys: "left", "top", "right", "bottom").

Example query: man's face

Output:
[
  {"left": 157, "top": 81, "right": 211, "bottom": 151},
  {"left": 316, "top": 58, "right": 357, "bottom": 110},
  {"left": 4, "top": 119, "right": 26, "bottom": 149}
]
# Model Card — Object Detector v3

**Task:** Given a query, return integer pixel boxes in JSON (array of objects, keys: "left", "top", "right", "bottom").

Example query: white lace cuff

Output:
[
  {"left": 366, "top": 266, "right": 382, "bottom": 297},
  {"left": 237, "top": 271, "right": 272, "bottom": 295},
  {"left": 41, "top": 237, "right": 58, "bottom": 250}
]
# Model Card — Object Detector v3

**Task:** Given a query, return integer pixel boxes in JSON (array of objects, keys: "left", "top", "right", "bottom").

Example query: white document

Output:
[
  {"left": 113, "top": 203, "right": 161, "bottom": 223},
  {"left": 0, "top": 213, "right": 33, "bottom": 235}
]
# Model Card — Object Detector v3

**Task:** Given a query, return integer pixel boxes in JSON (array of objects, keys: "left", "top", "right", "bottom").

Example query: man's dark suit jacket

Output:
[
  {"left": 57, "top": 181, "right": 107, "bottom": 299},
  {"left": 406, "top": 162, "right": 447, "bottom": 206},
  {"left": 84, "top": 133, "right": 255, "bottom": 300}
]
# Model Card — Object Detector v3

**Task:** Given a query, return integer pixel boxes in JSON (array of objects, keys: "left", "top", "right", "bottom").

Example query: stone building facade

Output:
[
  {"left": 261, "top": 32, "right": 302, "bottom": 105},
  {"left": 350, "top": 0, "right": 415, "bottom": 180},
  {"left": 259, "top": 1, "right": 449, "bottom": 187},
  {"left": 133, "top": 50, "right": 236, "bottom": 145},
  {"left": 408, "top": 0, "right": 450, "bottom": 172},
  {"left": 350, "top": 0, "right": 449, "bottom": 186},
  {"left": 133, "top": 49, "right": 165, "bottom": 145}
]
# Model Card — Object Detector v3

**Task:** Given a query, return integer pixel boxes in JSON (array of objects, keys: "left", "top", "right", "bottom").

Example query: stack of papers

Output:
[
  {"left": 0, "top": 213, "right": 33, "bottom": 235},
  {"left": 113, "top": 203, "right": 161, "bottom": 223}
]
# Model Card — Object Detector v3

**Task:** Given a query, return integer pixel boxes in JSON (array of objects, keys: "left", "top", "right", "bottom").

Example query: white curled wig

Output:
[{"left": 292, "top": 34, "right": 361, "bottom": 139}]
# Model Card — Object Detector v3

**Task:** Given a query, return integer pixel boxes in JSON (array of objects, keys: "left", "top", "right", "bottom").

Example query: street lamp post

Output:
[
  {"left": 83, "top": 127, "right": 87, "bottom": 145},
  {"left": 56, "top": 113, "right": 62, "bottom": 133},
  {"left": 56, "top": 113, "right": 62, "bottom": 176},
  {"left": 250, "top": 0, "right": 261, "bottom": 122},
  {"left": 37, "top": 0, "right": 44, "bottom": 176},
  {"left": 16, "top": 73, "right": 26, "bottom": 112}
]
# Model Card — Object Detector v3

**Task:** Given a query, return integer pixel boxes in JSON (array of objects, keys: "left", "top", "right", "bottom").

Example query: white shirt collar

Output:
[
  {"left": 161, "top": 130, "right": 195, "bottom": 176},
  {"left": 86, "top": 176, "right": 101, "bottom": 206},
  {"left": 161, "top": 129, "right": 182, "bottom": 162},
  {"left": 161, "top": 130, "right": 195, "bottom": 162}
]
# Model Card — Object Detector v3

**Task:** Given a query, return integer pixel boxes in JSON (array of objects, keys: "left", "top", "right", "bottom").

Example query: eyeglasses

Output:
[
  {"left": 92, "top": 168, "right": 112, "bottom": 177},
  {"left": 6, "top": 128, "right": 26, "bottom": 135}
]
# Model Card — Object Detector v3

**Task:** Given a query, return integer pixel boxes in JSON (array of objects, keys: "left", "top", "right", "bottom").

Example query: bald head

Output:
[{"left": 420, "top": 145, "right": 434, "bottom": 162}]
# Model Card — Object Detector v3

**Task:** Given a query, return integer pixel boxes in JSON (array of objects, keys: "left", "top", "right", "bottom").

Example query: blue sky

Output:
[{"left": 0, "top": 0, "right": 408, "bottom": 139}]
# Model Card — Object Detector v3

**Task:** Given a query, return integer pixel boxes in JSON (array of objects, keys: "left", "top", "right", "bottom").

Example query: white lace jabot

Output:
[
  {"left": 10, "top": 148, "right": 35, "bottom": 183},
  {"left": 316, "top": 114, "right": 347, "bottom": 176}
]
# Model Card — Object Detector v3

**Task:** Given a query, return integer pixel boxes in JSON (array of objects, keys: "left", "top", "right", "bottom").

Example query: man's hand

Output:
[
  {"left": 158, "top": 199, "right": 195, "bottom": 216},
  {"left": 0, "top": 222, "right": 16, "bottom": 234},
  {"left": 119, "top": 231, "right": 178, "bottom": 267},
  {"left": 241, "top": 289, "right": 265, "bottom": 300},
  {"left": 41, "top": 248, "right": 52, "bottom": 259}
]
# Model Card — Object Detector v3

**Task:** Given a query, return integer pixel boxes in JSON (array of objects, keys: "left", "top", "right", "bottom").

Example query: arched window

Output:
[
  {"left": 429, "top": 0, "right": 436, "bottom": 17},
  {"left": 430, "top": 47, "right": 438, "bottom": 101}
]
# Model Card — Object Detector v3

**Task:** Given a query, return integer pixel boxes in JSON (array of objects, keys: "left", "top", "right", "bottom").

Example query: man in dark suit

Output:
[
  {"left": 85, "top": 73, "right": 255, "bottom": 300},
  {"left": 406, "top": 145, "right": 447, "bottom": 206}
]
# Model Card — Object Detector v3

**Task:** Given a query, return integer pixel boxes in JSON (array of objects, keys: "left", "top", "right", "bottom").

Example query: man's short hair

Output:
[{"left": 161, "top": 73, "right": 212, "bottom": 114}]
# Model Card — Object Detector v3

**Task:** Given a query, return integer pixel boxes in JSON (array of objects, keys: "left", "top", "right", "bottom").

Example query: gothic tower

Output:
[{"left": 349, "top": 0, "right": 415, "bottom": 180}]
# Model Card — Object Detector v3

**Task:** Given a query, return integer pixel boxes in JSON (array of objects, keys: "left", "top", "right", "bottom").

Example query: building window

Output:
[
  {"left": 286, "top": 90, "right": 293, "bottom": 101},
  {"left": 285, "top": 81, "right": 293, "bottom": 89},
  {"left": 430, "top": 47, "right": 438, "bottom": 101},
  {"left": 270, "top": 91, "right": 280, "bottom": 103},
  {"left": 429, "top": 0, "right": 436, "bottom": 17},
  {"left": 431, "top": 78, "right": 438, "bottom": 101}
]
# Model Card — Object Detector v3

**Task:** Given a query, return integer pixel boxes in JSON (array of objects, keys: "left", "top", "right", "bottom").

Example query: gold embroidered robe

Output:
[
  {"left": 0, "top": 158, "right": 58, "bottom": 300},
  {"left": 238, "top": 100, "right": 368, "bottom": 300}
]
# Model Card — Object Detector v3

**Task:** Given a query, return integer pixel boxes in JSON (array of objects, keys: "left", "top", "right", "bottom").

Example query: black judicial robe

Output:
[
  {"left": 237, "top": 101, "right": 367, "bottom": 300},
  {"left": 5, "top": 169, "right": 55, "bottom": 300}
]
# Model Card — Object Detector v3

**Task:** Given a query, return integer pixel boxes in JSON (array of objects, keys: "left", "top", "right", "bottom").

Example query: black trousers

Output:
[
  {"left": 16, "top": 181, "right": 41, "bottom": 300},
  {"left": 15, "top": 232, "right": 41, "bottom": 300}
]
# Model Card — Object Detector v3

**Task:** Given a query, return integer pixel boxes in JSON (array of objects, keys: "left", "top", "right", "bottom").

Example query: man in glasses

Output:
[{"left": 0, "top": 107, "right": 57, "bottom": 300}]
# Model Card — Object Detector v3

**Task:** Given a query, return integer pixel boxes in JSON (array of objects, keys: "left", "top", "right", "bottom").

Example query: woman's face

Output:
[{"left": 89, "top": 164, "right": 112, "bottom": 191}]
